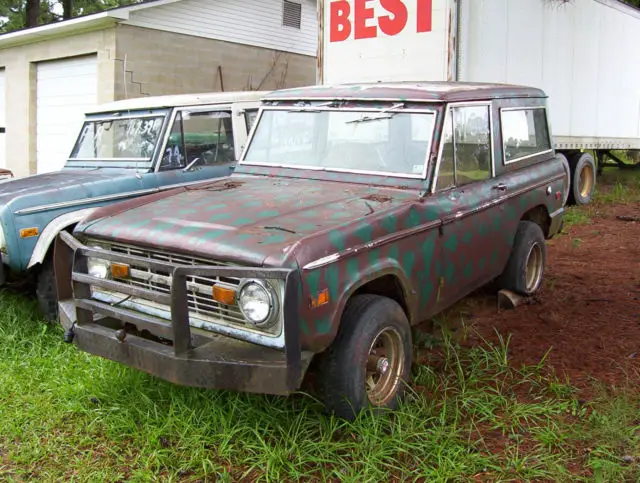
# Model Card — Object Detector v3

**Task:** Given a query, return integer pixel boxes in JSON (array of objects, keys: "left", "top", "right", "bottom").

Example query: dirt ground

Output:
[{"left": 439, "top": 200, "right": 640, "bottom": 391}]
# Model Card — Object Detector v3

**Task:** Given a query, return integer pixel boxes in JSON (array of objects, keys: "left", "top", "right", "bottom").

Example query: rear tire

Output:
[
  {"left": 568, "top": 152, "right": 596, "bottom": 205},
  {"left": 36, "top": 259, "right": 58, "bottom": 322},
  {"left": 497, "top": 221, "right": 546, "bottom": 296},
  {"left": 318, "top": 294, "right": 412, "bottom": 420}
]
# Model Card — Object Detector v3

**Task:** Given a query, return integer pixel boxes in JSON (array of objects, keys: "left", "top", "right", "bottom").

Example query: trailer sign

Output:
[
  {"left": 329, "top": 0, "right": 433, "bottom": 42},
  {"left": 320, "top": 0, "right": 455, "bottom": 84}
]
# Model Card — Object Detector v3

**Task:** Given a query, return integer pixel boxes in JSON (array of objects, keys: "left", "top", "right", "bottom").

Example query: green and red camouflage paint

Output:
[{"left": 66, "top": 81, "right": 567, "bottom": 357}]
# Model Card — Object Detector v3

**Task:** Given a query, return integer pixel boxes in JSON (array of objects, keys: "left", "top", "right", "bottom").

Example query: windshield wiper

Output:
[{"left": 346, "top": 103, "right": 406, "bottom": 124}]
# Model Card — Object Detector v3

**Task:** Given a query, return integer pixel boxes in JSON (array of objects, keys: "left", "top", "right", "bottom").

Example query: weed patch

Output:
[{"left": 0, "top": 292, "right": 638, "bottom": 481}]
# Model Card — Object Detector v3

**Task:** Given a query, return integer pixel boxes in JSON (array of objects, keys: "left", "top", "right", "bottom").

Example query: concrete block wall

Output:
[
  {"left": 114, "top": 25, "right": 315, "bottom": 100},
  {"left": 0, "top": 28, "right": 117, "bottom": 177}
]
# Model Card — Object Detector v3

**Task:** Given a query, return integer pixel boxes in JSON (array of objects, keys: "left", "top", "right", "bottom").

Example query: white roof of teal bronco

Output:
[{"left": 87, "top": 90, "right": 268, "bottom": 114}]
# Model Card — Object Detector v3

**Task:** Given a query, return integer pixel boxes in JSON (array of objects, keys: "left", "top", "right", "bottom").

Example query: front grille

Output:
[{"left": 93, "top": 240, "right": 249, "bottom": 328}]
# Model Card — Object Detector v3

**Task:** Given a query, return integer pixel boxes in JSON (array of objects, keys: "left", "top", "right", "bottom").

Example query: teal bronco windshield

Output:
[
  {"left": 66, "top": 108, "right": 170, "bottom": 170},
  {"left": 242, "top": 107, "right": 437, "bottom": 178}
]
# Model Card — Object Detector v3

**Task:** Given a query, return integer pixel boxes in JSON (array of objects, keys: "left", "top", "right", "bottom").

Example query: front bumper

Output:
[{"left": 55, "top": 231, "right": 308, "bottom": 396}]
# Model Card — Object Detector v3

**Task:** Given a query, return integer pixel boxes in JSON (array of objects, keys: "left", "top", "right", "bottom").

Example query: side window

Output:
[
  {"left": 161, "top": 112, "right": 186, "bottom": 170},
  {"left": 435, "top": 105, "right": 492, "bottom": 190},
  {"left": 160, "top": 110, "right": 235, "bottom": 171},
  {"left": 501, "top": 108, "right": 551, "bottom": 163}
]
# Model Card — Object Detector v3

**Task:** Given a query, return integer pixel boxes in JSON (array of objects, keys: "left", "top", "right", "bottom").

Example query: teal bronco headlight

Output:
[{"left": 238, "top": 279, "right": 279, "bottom": 328}]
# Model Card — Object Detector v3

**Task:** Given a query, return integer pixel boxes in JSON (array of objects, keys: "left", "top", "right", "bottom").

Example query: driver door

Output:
[{"left": 154, "top": 106, "right": 238, "bottom": 189}]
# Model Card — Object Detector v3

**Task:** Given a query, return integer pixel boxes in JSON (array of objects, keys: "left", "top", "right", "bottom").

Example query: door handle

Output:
[{"left": 492, "top": 183, "right": 508, "bottom": 192}]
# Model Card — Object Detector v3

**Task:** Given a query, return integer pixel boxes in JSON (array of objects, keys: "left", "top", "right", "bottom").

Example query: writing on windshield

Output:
[{"left": 70, "top": 116, "right": 165, "bottom": 160}]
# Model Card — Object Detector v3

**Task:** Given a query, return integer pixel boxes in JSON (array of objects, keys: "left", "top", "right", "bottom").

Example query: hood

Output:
[
  {"left": 78, "top": 175, "right": 419, "bottom": 267},
  {"left": 0, "top": 169, "right": 143, "bottom": 213}
]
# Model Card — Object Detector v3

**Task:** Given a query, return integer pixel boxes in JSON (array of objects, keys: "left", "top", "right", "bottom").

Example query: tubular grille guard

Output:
[{"left": 57, "top": 231, "right": 303, "bottom": 386}]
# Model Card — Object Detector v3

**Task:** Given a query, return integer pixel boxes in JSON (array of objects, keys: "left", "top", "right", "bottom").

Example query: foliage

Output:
[
  {"left": 0, "top": 0, "right": 142, "bottom": 33},
  {"left": 0, "top": 291, "right": 638, "bottom": 481}
]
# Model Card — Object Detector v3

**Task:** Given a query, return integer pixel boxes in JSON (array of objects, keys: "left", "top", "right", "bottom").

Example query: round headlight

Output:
[
  {"left": 238, "top": 280, "right": 277, "bottom": 327},
  {"left": 87, "top": 257, "right": 110, "bottom": 279}
]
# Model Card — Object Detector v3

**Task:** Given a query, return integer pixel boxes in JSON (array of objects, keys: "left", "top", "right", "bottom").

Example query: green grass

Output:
[
  {"left": 0, "top": 293, "right": 638, "bottom": 482},
  {"left": 594, "top": 167, "right": 640, "bottom": 204},
  {"left": 562, "top": 207, "right": 591, "bottom": 228}
]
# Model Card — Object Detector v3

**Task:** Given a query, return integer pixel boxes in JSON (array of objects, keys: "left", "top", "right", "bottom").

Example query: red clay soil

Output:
[{"left": 458, "top": 201, "right": 640, "bottom": 389}]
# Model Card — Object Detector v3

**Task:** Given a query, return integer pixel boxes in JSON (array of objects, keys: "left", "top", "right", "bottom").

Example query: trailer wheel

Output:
[
  {"left": 318, "top": 294, "right": 412, "bottom": 420},
  {"left": 568, "top": 152, "right": 596, "bottom": 205}
]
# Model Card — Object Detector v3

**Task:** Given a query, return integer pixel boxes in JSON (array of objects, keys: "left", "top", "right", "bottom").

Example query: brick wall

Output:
[{"left": 114, "top": 24, "right": 315, "bottom": 99}]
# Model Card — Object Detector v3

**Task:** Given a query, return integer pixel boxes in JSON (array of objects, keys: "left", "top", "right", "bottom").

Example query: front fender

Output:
[
  {"left": 26, "top": 208, "right": 95, "bottom": 269},
  {"left": 299, "top": 257, "right": 415, "bottom": 353}
]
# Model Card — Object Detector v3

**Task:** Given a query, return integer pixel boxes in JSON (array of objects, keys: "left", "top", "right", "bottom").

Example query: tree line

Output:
[{"left": 0, "top": 0, "right": 141, "bottom": 33}]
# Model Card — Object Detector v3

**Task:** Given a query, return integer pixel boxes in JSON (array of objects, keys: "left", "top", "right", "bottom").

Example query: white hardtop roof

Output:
[{"left": 86, "top": 90, "right": 268, "bottom": 115}]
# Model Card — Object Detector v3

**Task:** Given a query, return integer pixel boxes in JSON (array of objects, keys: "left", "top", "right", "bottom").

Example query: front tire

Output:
[
  {"left": 497, "top": 221, "right": 546, "bottom": 296},
  {"left": 318, "top": 294, "right": 412, "bottom": 420},
  {"left": 36, "top": 259, "right": 58, "bottom": 322}
]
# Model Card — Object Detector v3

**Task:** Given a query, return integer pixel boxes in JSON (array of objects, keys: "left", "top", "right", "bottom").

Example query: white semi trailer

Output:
[{"left": 317, "top": 0, "right": 640, "bottom": 204}]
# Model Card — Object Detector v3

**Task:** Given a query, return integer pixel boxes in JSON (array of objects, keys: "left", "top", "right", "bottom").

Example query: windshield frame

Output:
[
  {"left": 65, "top": 109, "right": 171, "bottom": 170},
  {"left": 239, "top": 105, "right": 438, "bottom": 180}
]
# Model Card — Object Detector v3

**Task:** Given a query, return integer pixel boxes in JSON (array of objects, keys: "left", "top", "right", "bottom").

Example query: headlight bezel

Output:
[{"left": 237, "top": 278, "right": 279, "bottom": 328}]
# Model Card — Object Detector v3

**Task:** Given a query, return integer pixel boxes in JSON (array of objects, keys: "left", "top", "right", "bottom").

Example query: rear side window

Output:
[
  {"left": 501, "top": 108, "right": 551, "bottom": 163},
  {"left": 436, "top": 104, "right": 493, "bottom": 190}
]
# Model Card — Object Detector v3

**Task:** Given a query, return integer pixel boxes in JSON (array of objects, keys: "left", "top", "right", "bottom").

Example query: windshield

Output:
[
  {"left": 69, "top": 115, "right": 166, "bottom": 161},
  {"left": 242, "top": 108, "right": 436, "bottom": 177}
]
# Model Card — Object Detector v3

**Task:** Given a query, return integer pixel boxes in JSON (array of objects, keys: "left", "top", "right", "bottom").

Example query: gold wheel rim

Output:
[
  {"left": 525, "top": 243, "right": 544, "bottom": 293},
  {"left": 579, "top": 163, "right": 595, "bottom": 198},
  {"left": 365, "top": 327, "right": 405, "bottom": 406}
]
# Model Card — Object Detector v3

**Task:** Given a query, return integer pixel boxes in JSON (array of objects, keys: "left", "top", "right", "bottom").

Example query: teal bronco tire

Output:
[
  {"left": 36, "top": 259, "right": 58, "bottom": 322},
  {"left": 318, "top": 294, "right": 413, "bottom": 419}
]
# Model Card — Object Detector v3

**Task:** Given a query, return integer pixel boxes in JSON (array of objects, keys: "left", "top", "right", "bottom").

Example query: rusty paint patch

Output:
[{"left": 362, "top": 194, "right": 393, "bottom": 203}]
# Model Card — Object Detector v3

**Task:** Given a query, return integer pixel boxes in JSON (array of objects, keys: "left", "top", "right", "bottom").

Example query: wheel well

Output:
[
  {"left": 42, "top": 223, "right": 78, "bottom": 265},
  {"left": 521, "top": 205, "right": 550, "bottom": 237},
  {"left": 352, "top": 275, "right": 410, "bottom": 322}
]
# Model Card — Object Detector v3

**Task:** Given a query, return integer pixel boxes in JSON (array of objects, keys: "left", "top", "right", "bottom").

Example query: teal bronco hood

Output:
[
  {"left": 77, "top": 175, "right": 419, "bottom": 267},
  {"left": 0, "top": 169, "right": 144, "bottom": 213}
]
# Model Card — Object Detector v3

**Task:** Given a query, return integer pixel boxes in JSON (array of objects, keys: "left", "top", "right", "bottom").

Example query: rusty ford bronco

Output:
[{"left": 55, "top": 82, "right": 570, "bottom": 418}]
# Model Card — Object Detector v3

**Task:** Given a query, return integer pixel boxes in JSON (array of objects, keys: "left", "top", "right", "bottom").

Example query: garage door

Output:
[
  {"left": 36, "top": 55, "right": 97, "bottom": 174},
  {"left": 0, "top": 69, "right": 5, "bottom": 169}
]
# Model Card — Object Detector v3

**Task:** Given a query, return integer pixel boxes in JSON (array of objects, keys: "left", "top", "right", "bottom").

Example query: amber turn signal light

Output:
[
  {"left": 19, "top": 227, "right": 39, "bottom": 238},
  {"left": 110, "top": 263, "right": 130, "bottom": 279},
  {"left": 212, "top": 285, "right": 236, "bottom": 305},
  {"left": 310, "top": 288, "right": 330, "bottom": 309}
]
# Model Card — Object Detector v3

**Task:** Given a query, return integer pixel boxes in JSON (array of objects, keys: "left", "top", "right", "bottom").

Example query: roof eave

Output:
[
  {"left": 0, "top": 0, "right": 183, "bottom": 50},
  {"left": 0, "top": 13, "right": 122, "bottom": 49}
]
